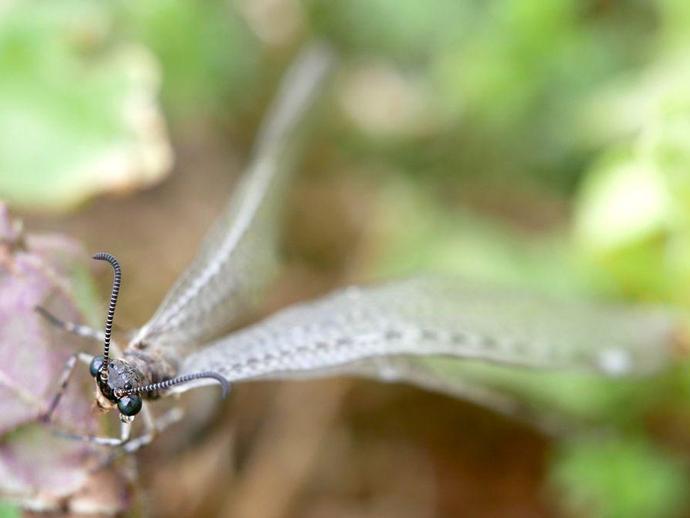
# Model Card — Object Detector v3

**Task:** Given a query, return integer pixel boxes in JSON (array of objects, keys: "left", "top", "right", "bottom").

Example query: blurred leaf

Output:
[
  {"left": 124, "top": 0, "right": 261, "bottom": 120},
  {"left": 435, "top": 0, "right": 580, "bottom": 123},
  {"left": 0, "top": 203, "right": 128, "bottom": 512},
  {"left": 317, "top": 1, "right": 661, "bottom": 198},
  {"left": 0, "top": 0, "right": 172, "bottom": 211},
  {"left": 421, "top": 359, "right": 661, "bottom": 426},
  {"left": 578, "top": 52, "right": 690, "bottom": 146},
  {"left": 336, "top": 61, "right": 438, "bottom": 140},
  {"left": 0, "top": 502, "right": 19, "bottom": 518},
  {"left": 575, "top": 151, "right": 670, "bottom": 254},
  {"left": 310, "top": 0, "right": 469, "bottom": 61},
  {"left": 370, "top": 180, "right": 594, "bottom": 297},
  {"left": 432, "top": 0, "right": 649, "bottom": 134},
  {"left": 574, "top": 48, "right": 690, "bottom": 305},
  {"left": 0, "top": 211, "right": 95, "bottom": 436},
  {"left": 551, "top": 437, "right": 688, "bottom": 518},
  {"left": 648, "top": 110, "right": 690, "bottom": 217}
]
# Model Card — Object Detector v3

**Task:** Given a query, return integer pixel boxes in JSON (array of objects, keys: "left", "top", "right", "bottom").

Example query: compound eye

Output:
[
  {"left": 117, "top": 395, "right": 142, "bottom": 416},
  {"left": 89, "top": 355, "right": 105, "bottom": 377}
]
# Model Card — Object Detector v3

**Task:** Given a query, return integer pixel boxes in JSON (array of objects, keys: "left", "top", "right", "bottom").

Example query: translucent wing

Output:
[
  {"left": 132, "top": 43, "right": 335, "bottom": 352},
  {"left": 179, "top": 277, "right": 679, "bottom": 390}
]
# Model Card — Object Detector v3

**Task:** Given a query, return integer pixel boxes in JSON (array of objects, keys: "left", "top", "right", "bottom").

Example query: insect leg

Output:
[
  {"left": 119, "top": 419, "right": 133, "bottom": 443},
  {"left": 89, "top": 406, "right": 185, "bottom": 471},
  {"left": 35, "top": 306, "right": 105, "bottom": 343},
  {"left": 54, "top": 420, "right": 132, "bottom": 447},
  {"left": 41, "top": 352, "right": 94, "bottom": 422},
  {"left": 121, "top": 406, "right": 185, "bottom": 455}
]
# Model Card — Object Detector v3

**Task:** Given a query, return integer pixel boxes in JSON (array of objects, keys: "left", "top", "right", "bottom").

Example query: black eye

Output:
[
  {"left": 117, "top": 395, "right": 142, "bottom": 416},
  {"left": 89, "top": 355, "right": 105, "bottom": 377}
]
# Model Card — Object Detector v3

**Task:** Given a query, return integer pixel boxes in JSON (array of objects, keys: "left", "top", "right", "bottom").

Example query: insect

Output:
[
  {"left": 38, "top": 42, "right": 679, "bottom": 451},
  {"left": 38, "top": 42, "right": 338, "bottom": 452}
]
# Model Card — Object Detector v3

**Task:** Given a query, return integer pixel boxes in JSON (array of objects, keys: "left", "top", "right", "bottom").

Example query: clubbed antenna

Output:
[
  {"left": 126, "top": 372, "right": 230, "bottom": 398},
  {"left": 93, "top": 252, "right": 122, "bottom": 375}
]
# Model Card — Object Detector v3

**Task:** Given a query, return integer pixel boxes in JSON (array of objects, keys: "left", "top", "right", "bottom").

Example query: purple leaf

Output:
[{"left": 0, "top": 203, "right": 130, "bottom": 513}]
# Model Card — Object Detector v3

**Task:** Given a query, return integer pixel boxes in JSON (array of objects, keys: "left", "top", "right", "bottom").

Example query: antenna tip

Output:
[
  {"left": 216, "top": 374, "right": 230, "bottom": 399},
  {"left": 92, "top": 252, "right": 121, "bottom": 270}
]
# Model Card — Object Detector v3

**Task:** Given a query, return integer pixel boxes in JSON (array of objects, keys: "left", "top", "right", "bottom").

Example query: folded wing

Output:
[
  {"left": 131, "top": 43, "right": 336, "bottom": 352},
  {"left": 180, "top": 277, "right": 678, "bottom": 388}
]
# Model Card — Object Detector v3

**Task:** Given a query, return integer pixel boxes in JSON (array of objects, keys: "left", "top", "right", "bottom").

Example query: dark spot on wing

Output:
[
  {"left": 385, "top": 329, "right": 402, "bottom": 340},
  {"left": 421, "top": 329, "right": 437, "bottom": 340}
]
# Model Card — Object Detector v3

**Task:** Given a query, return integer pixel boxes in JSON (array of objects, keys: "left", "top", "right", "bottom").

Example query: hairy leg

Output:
[
  {"left": 54, "top": 419, "right": 132, "bottom": 447},
  {"left": 35, "top": 306, "right": 106, "bottom": 342},
  {"left": 120, "top": 406, "right": 185, "bottom": 455},
  {"left": 86, "top": 406, "right": 186, "bottom": 472},
  {"left": 38, "top": 306, "right": 125, "bottom": 420},
  {"left": 54, "top": 404, "right": 184, "bottom": 458},
  {"left": 41, "top": 352, "right": 94, "bottom": 422}
]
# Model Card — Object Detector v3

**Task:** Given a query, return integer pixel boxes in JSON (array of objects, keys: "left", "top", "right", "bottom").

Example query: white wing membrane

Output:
[
  {"left": 132, "top": 43, "right": 335, "bottom": 352},
  {"left": 180, "top": 277, "right": 678, "bottom": 387}
]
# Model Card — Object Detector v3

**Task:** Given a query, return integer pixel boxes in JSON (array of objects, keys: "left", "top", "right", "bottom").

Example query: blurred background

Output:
[{"left": 3, "top": 0, "right": 690, "bottom": 516}]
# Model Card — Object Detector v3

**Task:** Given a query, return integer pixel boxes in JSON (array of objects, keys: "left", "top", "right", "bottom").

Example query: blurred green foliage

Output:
[
  {"left": 372, "top": 181, "right": 594, "bottom": 296},
  {"left": 0, "top": 0, "right": 171, "bottom": 210},
  {"left": 122, "top": 1, "right": 261, "bottom": 120},
  {"left": 552, "top": 437, "right": 687, "bottom": 518},
  {"left": 0, "top": 502, "right": 18, "bottom": 518},
  {"left": 3, "top": 0, "right": 690, "bottom": 516},
  {"left": 310, "top": 0, "right": 469, "bottom": 60},
  {"left": 312, "top": 0, "right": 657, "bottom": 192}
]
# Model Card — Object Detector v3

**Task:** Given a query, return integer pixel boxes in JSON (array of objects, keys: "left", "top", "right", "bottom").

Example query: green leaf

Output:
[
  {"left": 574, "top": 52, "right": 690, "bottom": 304},
  {"left": 310, "top": 0, "right": 469, "bottom": 60},
  {"left": 0, "top": 0, "right": 172, "bottom": 211},
  {"left": 370, "top": 180, "right": 592, "bottom": 297},
  {"left": 574, "top": 151, "right": 671, "bottom": 254},
  {"left": 416, "top": 358, "right": 661, "bottom": 426},
  {"left": 0, "top": 502, "right": 19, "bottom": 518},
  {"left": 551, "top": 437, "right": 688, "bottom": 518},
  {"left": 124, "top": 0, "right": 260, "bottom": 120}
]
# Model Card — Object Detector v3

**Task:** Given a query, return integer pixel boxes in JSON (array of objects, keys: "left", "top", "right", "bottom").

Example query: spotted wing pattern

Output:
[
  {"left": 131, "top": 43, "right": 335, "bottom": 353},
  {"left": 179, "top": 277, "right": 678, "bottom": 390}
]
